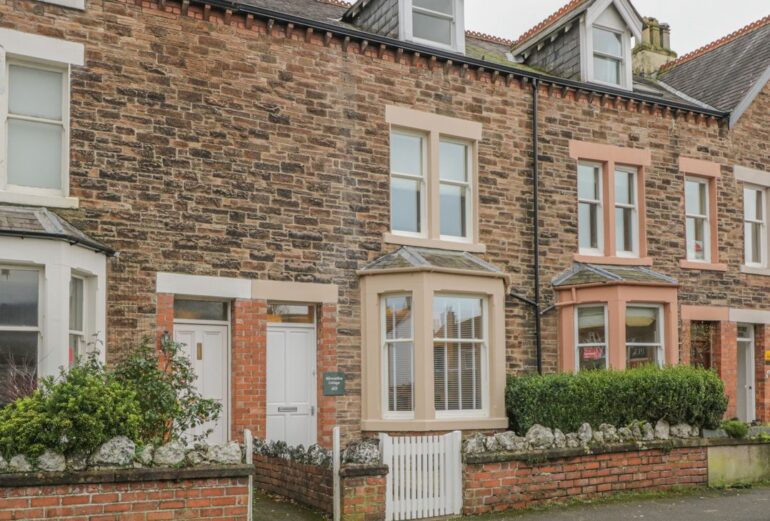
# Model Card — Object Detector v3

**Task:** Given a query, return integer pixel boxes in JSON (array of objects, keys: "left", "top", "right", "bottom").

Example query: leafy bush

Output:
[
  {"left": 506, "top": 365, "right": 728, "bottom": 434},
  {"left": 0, "top": 356, "right": 141, "bottom": 458},
  {"left": 721, "top": 419, "right": 749, "bottom": 439},
  {"left": 112, "top": 339, "right": 221, "bottom": 444}
]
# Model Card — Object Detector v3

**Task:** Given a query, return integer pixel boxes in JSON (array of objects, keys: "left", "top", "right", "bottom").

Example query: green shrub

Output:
[
  {"left": 112, "top": 339, "right": 221, "bottom": 444},
  {"left": 506, "top": 365, "right": 728, "bottom": 434},
  {"left": 0, "top": 356, "right": 141, "bottom": 458},
  {"left": 721, "top": 420, "right": 749, "bottom": 439}
]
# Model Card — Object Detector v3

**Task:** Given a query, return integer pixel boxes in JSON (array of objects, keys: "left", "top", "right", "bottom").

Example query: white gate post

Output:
[
  {"left": 379, "top": 432, "right": 393, "bottom": 521},
  {"left": 333, "top": 426, "right": 341, "bottom": 521},
  {"left": 244, "top": 429, "right": 254, "bottom": 521},
  {"left": 451, "top": 431, "right": 463, "bottom": 515}
]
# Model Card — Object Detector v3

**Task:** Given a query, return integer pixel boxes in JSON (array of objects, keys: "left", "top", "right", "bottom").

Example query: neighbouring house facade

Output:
[{"left": 1, "top": 0, "right": 769, "bottom": 447}]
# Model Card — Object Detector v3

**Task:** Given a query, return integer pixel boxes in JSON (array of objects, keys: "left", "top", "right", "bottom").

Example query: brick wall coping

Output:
[
  {"left": 339, "top": 464, "right": 389, "bottom": 478},
  {"left": 0, "top": 464, "right": 254, "bottom": 488},
  {"left": 464, "top": 438, "right": 770, "bottom": 465}
]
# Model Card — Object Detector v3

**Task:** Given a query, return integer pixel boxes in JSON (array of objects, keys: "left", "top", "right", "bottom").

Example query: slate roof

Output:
[
  {"left": 360, "top": 246, "right": 506, "bottom": 278},
  {"left": 0, "top": 205, "right": 113, "bottom": 254},
  {"left": 552, "top": 263, "right": 677, "bottom": 288},
  {"left": 513, "top": 0, "right": 590, "bottom": 50},
  {"left": 659, "top": 17, "right": 770, "bottom": 112}
]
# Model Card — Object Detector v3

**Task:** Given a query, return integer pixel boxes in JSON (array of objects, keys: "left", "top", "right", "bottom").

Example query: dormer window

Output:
[
  {"left": 399, "top": 0, "right": 465, "bottom": 53},
  {"left": 593, "top": 27, "right": 624, "bottom": 85}
]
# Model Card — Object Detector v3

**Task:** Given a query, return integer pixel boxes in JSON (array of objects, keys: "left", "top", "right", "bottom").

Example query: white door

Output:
[
  {"left": 266, "top": 325, "right": 317, "bottom": 447},
  {"left": 737, "top": 324, "right": 757, "bottom": 423},
  {"left": 174, "top": 324, "right": 229, "bottom": 443}
]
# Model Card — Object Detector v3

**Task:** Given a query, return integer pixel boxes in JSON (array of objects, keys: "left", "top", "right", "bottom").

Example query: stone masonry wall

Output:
[{"left": 6, "top": 0, "right": 770, "bottom": 440}]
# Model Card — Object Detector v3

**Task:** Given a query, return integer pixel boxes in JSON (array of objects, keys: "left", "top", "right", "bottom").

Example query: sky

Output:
[{"left": 465, "top": 0, "right": 769, "bottom": 56}]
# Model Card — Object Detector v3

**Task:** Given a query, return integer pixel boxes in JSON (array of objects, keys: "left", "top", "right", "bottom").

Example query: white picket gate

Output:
[{"left": 379, "top": 431, "right": 463, "bottom": 521}]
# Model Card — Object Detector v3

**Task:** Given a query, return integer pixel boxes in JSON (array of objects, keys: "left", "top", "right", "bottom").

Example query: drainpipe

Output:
[{"left": 511, "top": 78, "right": 543, "bottom": 375}]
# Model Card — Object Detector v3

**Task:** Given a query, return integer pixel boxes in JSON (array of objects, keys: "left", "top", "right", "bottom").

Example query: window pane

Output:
[
  {"left": 413, "top": 11, "right": 452, "bottom": 45},
  {"left": 174, "top": 300, "right": 229, "bottom": 321},
  {"left": 593, "top": 28, "right": 622, "bottom": 57},
  {"left": 615, "top": 207, "right": 634, "bottom": 253},
  {"left": 433, "top": 342, "right": 482, "bottom": 411},
  {"left": 414, "top": 0, "right": 453, "bottom": 14},
  {"left": 390, "top": 133, "right": 423, "bottom": 176},
  {"left": 266, "top": 303, "right": 314, "bottom": 324},
  {"left": 69, "top": 277, "right": 84, "bottom": 331},
  {"left": 593, "top": 56, "right": 620, "bottom": 85},
  {"left": 9, "top": 65, "right": 63, "bottom": 120},
  {"left": 0, "top": 269, "right": 38, "bottom": 327},
  {"left": 686, "top": 180, "right": 707, "bottom": 216},
  {"left": 627, "top": 345, "right": 658, "bottom": 368},
  {"left": 626, "top": 307, "right": 660, "bottom": 344},
  {"left": 744, "top": 188, "right": 757, "bottom": 220},
  {"left": 433, "top": 296, "right": 483, "bottom": 340},
  {"left": 440, "top": 183, "right": 467, "bottom": 237},
  {"left": 0, "top": 332, "right": 38, "bottom": 404},
  {"left": 737, "top": 324, "right": 752, "bottom": 339},
  {"left": 750, "top": 223, "right": 763, "bottom": 264},
  {"left": 69, "top": 333, "right": 84, "bottom": 367},
  {"left": 388, "top": 341, "right": 413, "bottom": 412},
  {"left": 7, "top": 119, "right": 63, "bottom": 190},
  {"left": 615, "top": 170, "right": 635, "bottom": 206},
  {"left": 391, "top": 177, "right": 422, "bottom": 233},
  {"left": 439, "top": 141, "right": 468, "bottom": 182},
  {"left": 578, "top": 164, "right": 600, "bottom": 200},
  {"left": 577, "top": 306, "right": 605, "bottom": 344},
  {"left": 579, "top": 202, "right": 599, "bottom": 250},
  {"left": 579, "top": 346, "right": 607, "bottom": 371},
  {"left": 385, "top": 296, "right": 412, "bottom": 340},
  {"left": 687, "top": 217, "right": 707, "bottom": 261},
  {"left": 756, "top": 190, "right": 764, "bottom": 221}
]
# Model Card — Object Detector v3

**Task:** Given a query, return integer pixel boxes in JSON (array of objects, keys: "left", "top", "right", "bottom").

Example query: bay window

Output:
[
  {"left": 0, "top": 268, "right": 40, "bottom": 400},
  {"left": 685, "top": 178, "right": 710, "bottom": 262},
  {"left": 578, "top": 162, "right": 603, "bottom": 254},
  {"left": 592, "top": 27, "right": 624, "bottom": 86},
  {"left": 615, "top": 168, "right": 637, "bottom": 256},
  {"left": 390, "top": 132, "right": 426, "bottom": 236},
  {"left": 433, "top": 295, "right": 485, "bottom": 413},
  {"left": 744, "top": 186, "right": 766, "bottom": 267},
  {"left": 576, "top": 305, "right": 607, "bottom": 371},
  {"left": 69, "top": 276, "right": 85, "bottom": 366},
  {"left": 383, "top": 295, "right": 414, "bottom": 415},
  {"left": 625, "top": 305, "right": 663, "bottom": 369}
]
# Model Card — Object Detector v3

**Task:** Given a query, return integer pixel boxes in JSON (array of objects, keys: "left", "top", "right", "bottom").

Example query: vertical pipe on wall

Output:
[{"left": 532, "top": 78, "right": 543, "bottom": 375}]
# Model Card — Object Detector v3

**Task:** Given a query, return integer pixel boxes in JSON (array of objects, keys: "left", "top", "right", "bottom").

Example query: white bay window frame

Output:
[
  {"left": 0, "top": 29, "right": 83, "bottom": 209},
  {"left": 398, "top": 0, "right": 466, "bottom": 54},
  {"left": 381, "top": 294, "right": 415, "bottom": 419},
  {"left": 575, "top": 304, "right": 609, "bottom": 372},
  {"left": 625, "top": 304, "right": 664, "bottom": 369}
]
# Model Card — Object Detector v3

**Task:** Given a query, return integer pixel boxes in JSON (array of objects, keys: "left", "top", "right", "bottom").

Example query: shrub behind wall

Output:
[{"left": 506, "top": 366, "right": 728, "bottom": 434}]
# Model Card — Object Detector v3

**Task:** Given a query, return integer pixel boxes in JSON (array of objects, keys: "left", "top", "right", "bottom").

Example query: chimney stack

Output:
[{"left": 633, "top": 17, "right": 677, "bottom": 77}]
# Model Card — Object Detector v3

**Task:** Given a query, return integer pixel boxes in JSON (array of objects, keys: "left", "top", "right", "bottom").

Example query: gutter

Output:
[
  {"left": 0, "top": 229, "right": 116, "bottom": 256},
  {"left": 196, "top": 0, "right": 729, "bottom": 120}
]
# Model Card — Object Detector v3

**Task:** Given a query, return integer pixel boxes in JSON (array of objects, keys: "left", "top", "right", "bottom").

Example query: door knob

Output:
[{"left": 197, "top": 342, "right": 203, "bottom": 360}]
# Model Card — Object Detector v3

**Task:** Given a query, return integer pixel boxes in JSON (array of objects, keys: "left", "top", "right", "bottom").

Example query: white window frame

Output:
[
  {"left": 390, "top": 129, "right": 428, "bottom": 239},
  {"left": 433, "top": 294, "right": 489, "bottom": 419},
  {"left": 438, "top": 137, "right": 473, "bottom": 243},
  {"left": 0, "top": 265, "right": 43, "bottom": 377},
  {"left": 68, "top": 273, "right": 87, "bottom": 366},
  {"left": 744, "top": 185, "right": 767, "bottom": 268},
  {"left": 578, "top": 161, "right": 604, "bottom": 256},
  {"left": 575, "top": 304, "right": 609, "bottom": 372},
  {"left": 625, "top": 304, "right": 664, "bottom": 369},
  {"left": 381, "top": 294, "right": 415, "bottom": 420},
  {"left": 398, "top": 0, "right": 466, "bottom": 54},
  {"left": 685, "top": 177, "right": 711, "bottom": 263},
  {"left": 591, "top": 25, "right": 626, "bottom": 87},
  {"left": 614, "top": 166, "right": 639, "bottom": 258}
]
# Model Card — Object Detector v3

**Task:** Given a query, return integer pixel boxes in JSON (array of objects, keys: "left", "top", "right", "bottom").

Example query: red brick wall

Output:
[
  {"left": 755, "top": 324, "right": 770, "bottom": 422},
  {"left": 253, "top": 455, "right": 334, "bottom": 514},
  {"left": 340, "top": 466, "right": 388, "bottom": 521},
  {"left": 0, "top": 476, "right": 249, "bottom": 520},
  {"left": 713, "top": 321, "right": 739, "bottom": 419},
  {"left": 156, "top": 293, "right": 174, "bottom": 349},
  {"left": 231, "top": 299, "right": 267, "bottom": 441},
  {"left": 463, "top": 447, "right": 708, "bottom": 515},
  {"left": 317, "top": 303, "right": 339, "bottom": 448}
]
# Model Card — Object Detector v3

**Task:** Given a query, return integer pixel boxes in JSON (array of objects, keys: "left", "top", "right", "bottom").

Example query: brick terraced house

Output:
[{"left": 0, "top": 0, "right": 769, "bottom": 447}]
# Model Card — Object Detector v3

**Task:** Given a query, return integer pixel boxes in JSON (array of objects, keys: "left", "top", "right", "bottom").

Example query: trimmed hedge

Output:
[{"left": 506, "top": 366, "right": 728, "bottom": 434}]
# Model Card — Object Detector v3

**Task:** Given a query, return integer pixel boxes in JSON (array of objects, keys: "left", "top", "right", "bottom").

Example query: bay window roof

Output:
[
  {"left": 359, "top": 246, "right": 505, "bottom": 279},
  {"left": 553, "top": 263, "right": 677, "bottom": 288}
]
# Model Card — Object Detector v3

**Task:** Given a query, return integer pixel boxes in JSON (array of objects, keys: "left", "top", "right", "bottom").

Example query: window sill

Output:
[
  {"left": 740, "top": 265, "right": 770, "bottom": 277},
  {"left": 573, "top": 254, "right": 653, "bottom": 266},
  {"left": 0, "top": 191, "right": 79, "bottom": 209},
  {"left": 362, "top": 417, "right": 508, "bottom": 432},
  {"left": 679, "top": 260, "right": 728, "bottom": 272},
  {"left": 384, "top": 232, "right": 486, "bottom": 253}
]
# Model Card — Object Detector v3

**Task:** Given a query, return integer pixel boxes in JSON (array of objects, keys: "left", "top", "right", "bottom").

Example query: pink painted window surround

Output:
[
  {"left": 569, "top": 141, "right": 652, "bottom": 266},
  {"left": 679, "top": 157, "right": 727, "bottom": 272},
  {"left": 557, "top": 284, "right": 679, "bottom": 372}
]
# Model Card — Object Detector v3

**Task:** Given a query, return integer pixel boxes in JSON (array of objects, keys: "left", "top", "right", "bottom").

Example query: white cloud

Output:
[{"left": 465, "top": 0, "right": 768, "bottom": 55}]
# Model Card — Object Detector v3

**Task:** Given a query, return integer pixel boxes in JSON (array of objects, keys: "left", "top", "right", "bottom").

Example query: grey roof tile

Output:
[
  {"left": 361, "top": 246, "right": 505, "bottom": 276},
  {"left": 552, "top": 263, "right": 677, "bottom": 287}
]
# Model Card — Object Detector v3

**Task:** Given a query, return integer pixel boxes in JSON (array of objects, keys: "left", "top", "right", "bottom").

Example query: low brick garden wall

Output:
[
  {"left": 253, "top": 453, "right": 334, "bottom": 513},
  {"left": 0, "top": 466, "right": 253, "bottom": 520}
]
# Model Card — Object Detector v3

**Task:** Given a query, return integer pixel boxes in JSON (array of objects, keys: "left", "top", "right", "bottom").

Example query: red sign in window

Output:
[{"left": 582, "top": 347, "right": 604, "bottom": 360}]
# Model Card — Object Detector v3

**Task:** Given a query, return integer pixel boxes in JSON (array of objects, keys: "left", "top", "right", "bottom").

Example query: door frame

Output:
[
  {"left": 737, "top": 323, "right": 757, "bottom": 423},
  {"left": 266, "top": 312, "right": 319, "bottom": 447},
  {"left": 174, "top": 311, "right": 232, "bottom": 442}
]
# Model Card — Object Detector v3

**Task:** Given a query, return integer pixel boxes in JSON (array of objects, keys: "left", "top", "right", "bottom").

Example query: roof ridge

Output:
[
  {"left": 465, "top": 30, "right": 514, "bottom": 48},
  {"left": 513, "top": 0, "right": 588, "bottom": 47},
  {"left": 661, "top": 14, "right": 770, "bottom": 72}
]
